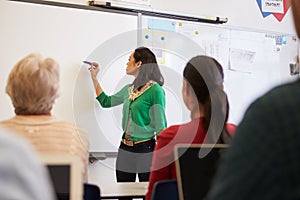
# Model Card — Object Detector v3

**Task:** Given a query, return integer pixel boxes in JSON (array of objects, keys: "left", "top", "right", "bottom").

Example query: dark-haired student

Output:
[
  {"left": 146, "top": 55, "right": 234, "bottom": 200},
  {"left": 205, "top": 0, "right": 300, "bottom": 199},
  {"left": 88, "top": 47, "right": 167, "bottom": 198}
]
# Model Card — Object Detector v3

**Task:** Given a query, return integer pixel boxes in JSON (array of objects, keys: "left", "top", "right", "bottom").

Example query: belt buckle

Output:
[{"left": 123, "top": 139, "right": 134, "bottom": 146}]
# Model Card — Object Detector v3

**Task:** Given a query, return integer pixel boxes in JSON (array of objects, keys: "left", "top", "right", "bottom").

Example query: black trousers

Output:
[{"left": 116, "top": 139, "right": 155, "bottom": 200}]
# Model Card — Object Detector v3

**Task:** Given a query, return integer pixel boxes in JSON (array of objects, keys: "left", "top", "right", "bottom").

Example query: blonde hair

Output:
[{"left": 6, "top": 53, "right": 60, "bottom": 115}]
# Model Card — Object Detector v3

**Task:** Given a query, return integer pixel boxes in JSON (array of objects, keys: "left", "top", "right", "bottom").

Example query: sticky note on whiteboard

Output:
[{"left": 148, "top": 19, "right": 176, "bottom": 32}]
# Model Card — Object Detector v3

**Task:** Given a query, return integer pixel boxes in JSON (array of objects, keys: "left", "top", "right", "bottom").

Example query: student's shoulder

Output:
[
  {"left": 250, "top": 79, "right": 300, "bottom": 110},
  {"left": 157, "top": 124, "right": 180, "bottom": 139},
  {"left": 156, "top": 125, "right": 181, "bottom": 148},
  {"left": 268, "top": 79, "right": 300, "bottom": 97},
  {"left": 0, "top": 127, "right": 30, "bottom": 150},
  {"left": 50, "top": 120, "right": 89, "bottom": 147},
  {"left": 53, "top": 120, "right": 86, "bottom": 132},
  {"left": 31, "top": 116, "right": 86, "bottom": 135}
]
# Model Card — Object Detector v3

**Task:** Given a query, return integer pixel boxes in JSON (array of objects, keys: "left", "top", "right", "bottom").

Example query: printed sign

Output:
[
  {"left": 256, "top": 0, "right": 290, "bottom": 22},
  {"left": 262, "top": 0, "right": 284, "bottom": 13}
]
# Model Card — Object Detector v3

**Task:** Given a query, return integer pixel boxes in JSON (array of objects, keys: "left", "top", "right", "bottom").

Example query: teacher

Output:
[{"left": 88, "top": 47, "right": 167, "bottom": 187}]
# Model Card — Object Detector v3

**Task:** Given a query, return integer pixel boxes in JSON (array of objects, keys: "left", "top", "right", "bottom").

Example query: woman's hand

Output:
[
  {"left": 88, "top": 62, "right": 103, "bottom": 96},
  {"left": 88, "top": 62, "right": 100, "bottom": 80}
]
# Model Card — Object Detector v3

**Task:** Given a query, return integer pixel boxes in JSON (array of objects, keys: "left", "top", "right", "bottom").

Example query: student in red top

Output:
[{"left": 146, "top": 55, "right": 234, "bottom": 200}]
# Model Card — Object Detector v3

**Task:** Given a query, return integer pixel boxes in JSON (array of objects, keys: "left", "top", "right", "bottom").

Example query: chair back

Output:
[
  {"left": 41, "top": 155, "right": 83, "bottom": 200},
  {"left": 151, "top": 179, "right": 179, "bottom": 200},
  {"left": 84, "top": 183, "right": 101, "bottom": 200},
  {"left": 174, "top": 144, "right": 229, "bottom": 200}
]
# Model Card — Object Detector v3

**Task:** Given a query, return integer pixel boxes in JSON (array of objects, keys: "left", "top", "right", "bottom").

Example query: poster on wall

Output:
[{"left": 256, "top": 0, "right": 290, "bottom": 22}]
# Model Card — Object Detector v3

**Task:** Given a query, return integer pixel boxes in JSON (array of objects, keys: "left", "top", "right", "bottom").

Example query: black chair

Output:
[
  {"left": 151, "top": 179, "right": 179, "bottom": 200},
  {"left": 174, "top": 144, "right": 229, "bottom": 200},
  {"left": 84, "top": 183, "right": 101, "bottom": 200}
]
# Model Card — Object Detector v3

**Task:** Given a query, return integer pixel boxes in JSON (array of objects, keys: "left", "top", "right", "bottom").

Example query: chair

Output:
[
  {"left": 151, "top": 179, "right": 179, "bottom": 200},
  {"left": 174, "top": 144, "right": 229, "bottom": 200},
  {"left": 41, "top": 155, "right": 83, "bottom": 200},
  {"left": 84, "top": 183, "right": 101, "bottom": 200}
]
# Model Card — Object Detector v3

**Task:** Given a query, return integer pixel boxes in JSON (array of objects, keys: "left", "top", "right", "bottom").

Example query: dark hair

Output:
[
  {"left": 132, "top": 47, "right": 164, "bottom": 90},
  {"left": 183, "top": 55, "right": 231, "bottom": 144}
]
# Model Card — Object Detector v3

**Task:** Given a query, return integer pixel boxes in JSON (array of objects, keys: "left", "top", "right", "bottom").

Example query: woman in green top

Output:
[{"left": 88, "top": 47, "right": 167, "bottom": 188}]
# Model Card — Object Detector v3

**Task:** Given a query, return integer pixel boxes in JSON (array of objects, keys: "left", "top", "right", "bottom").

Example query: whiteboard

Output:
[{"left": 141, "top": 16, "right": 299, "bottom": 126}]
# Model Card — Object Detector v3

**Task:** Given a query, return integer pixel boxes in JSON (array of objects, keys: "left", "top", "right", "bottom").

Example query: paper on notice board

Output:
[
  {"left": 229, "top": 48, "right": 256, "bottom": 73},
  {"left": 148, "top": 19, "right": 176, "bottom": 32}
]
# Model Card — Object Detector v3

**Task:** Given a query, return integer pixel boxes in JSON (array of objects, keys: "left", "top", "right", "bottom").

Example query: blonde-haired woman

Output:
[{"left": 1, "top": 53, "right": 89, "bottom": 181}]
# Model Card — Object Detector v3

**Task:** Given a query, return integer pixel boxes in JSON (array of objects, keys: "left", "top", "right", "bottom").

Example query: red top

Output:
[
  {"left": 226, "top": 123, "right": 236, "bottom": 136},
  {"left": 145, "top": 117, "right": 236, "bottom": 200}
]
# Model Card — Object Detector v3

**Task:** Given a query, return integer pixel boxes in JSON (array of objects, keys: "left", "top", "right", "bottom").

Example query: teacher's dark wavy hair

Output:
[{"left": 132, "top": 47, "right": 164, "bottom": 90}]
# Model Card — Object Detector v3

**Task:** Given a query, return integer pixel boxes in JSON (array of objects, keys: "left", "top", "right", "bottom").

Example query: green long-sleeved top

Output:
[{"left": 96, "top": 83, "right": 167, "bottom": 142}]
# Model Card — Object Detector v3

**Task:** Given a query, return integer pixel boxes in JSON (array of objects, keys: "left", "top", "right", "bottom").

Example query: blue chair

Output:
[{"left": 151, "top": 179, "right": 179, "bottom": 200}]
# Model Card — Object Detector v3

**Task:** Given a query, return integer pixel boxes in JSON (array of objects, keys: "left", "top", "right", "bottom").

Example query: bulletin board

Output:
[{"left": 141, "top": 15, "right": 299, "bottom": 126}]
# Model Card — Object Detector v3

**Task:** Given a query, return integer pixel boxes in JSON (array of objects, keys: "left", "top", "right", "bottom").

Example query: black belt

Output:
[{"left": 122, "top": 138, "right": 153, "bottom": 146}]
